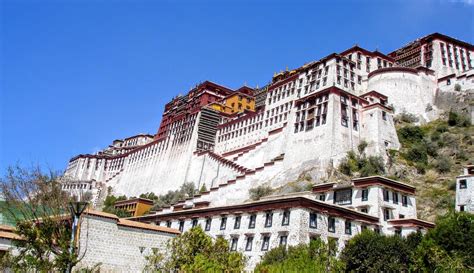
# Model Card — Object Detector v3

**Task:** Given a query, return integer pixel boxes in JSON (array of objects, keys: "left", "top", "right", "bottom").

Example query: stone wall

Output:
[{"left": 76, "top": 214, "right": 177, "bottom": 272}]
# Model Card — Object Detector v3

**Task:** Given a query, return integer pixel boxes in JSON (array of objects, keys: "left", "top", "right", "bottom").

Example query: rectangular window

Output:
[
  {"left": 261, "top": 236, "right": 270, "bottom": 251},
  {"left": 245, "top": 236, "right": 253, "bottom": 251},
  {"left": 249, "top": 214, "right": 256, "bottom": 229},
  {"left": 361, "top": 189, "right": 368, "bottom": 201},
  {"left": 361, "top": 208, "right": 368, "bottom": 213},
  {"left": 383, "top": 208, "right": 390, "bottom": 221},
  {"left": 460, "top": 179, "right": 467, "bottom": 189},
  {"left": 402, "top": 195, "right": 408, "bottom": 207},
  {"left": 230, "top": 237, "right": 238, "bottom": 251},
  {"left": 334, "top": 189, "right": 352, "bottom": 205},
  {"left": 345, "top": 220, "right": 352, "bottom": 235},
  {"left": 319, "top": 194, "right": 326, "bottom": 201},
  {"left": 166, "top": 221, "right": 172, "bottom": 228},
  {"left": 279, "top": 235, "right": 288, "bottom": 246},
  {"left": 393, "top": 192, "right": 399, "bottom": 204},
  {"left": 192, "top": 219, "right": 198, "bottom": 227},
  {"left": 220, "top": 217, "right": 227, "bottom": 230},
  {"left": 328, "top": 217, "right": 336, "bottom": 233},
  {"left": 460, "top": 205, "right": 465, "bottom": 212},
  {"left": 382, "top": 111, "right": 387, "bottom": 121},
  {"left": 179, "top": 220, "right": 184, "bottom": 232},
  {"left": 234, "top": 216, "right": 241, "bottom": 229},
  {"left": 383, "top": 189, "right": 390, "bottom": 202},
  {"left": 282, "top": 210, "right": 290, "bottom": 226},
  {"left": 309, "top": 212, "right": 317, "bottom": 228},
  {"left": 205, "top": 218, "right": 212, "bottom": 231},
  {"left": 265, "top": 212, "right": 273, "bottom": 227}
]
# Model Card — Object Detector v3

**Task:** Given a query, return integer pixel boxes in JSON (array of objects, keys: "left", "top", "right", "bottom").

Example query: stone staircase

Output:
[
  {"left": 105, "top": 168, "right": 124, "bottom": 183},
  {"left": 205, "top": 151, "right": 252, "bottom": 174},
  {"left": 163, "top": 153, "right": 286, "bottom": 213}
]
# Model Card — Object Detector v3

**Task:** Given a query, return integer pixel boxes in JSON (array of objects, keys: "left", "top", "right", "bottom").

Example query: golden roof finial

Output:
[{"left": 286, "top": 66, "right": 289, "bottom": 71}]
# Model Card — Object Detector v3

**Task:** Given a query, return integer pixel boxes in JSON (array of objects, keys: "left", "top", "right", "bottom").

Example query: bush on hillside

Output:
[
  {"left": 448, "top": 111, "right": 470, "bottom": 127},
  {"left": 249, "top": 185, "right": 273, "bottom": 201}
]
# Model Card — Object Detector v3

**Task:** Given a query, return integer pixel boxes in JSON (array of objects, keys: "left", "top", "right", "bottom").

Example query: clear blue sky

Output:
[{"left": 1, "top": 0, "right": 473, "bottom": 173}]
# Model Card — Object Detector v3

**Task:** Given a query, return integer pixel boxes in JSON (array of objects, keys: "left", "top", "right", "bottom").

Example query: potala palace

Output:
[{"left": 44, "top": 33, "right": 474, "bottom": 270}]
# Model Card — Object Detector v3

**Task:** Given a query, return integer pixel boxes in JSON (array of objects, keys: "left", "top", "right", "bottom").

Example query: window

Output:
[
  {"left": 328, "top": 217, "right": 336, "bottom": 233},
  {"left": 395, "top": 229, "right": 402, "bottom": 236},
  {"left": 460, "top": 179, "right": 467, "bottom": 189},
  {"left": 179, "top": 220, "right": 184, "bottom": 232},
  {"left": 334, "top": 189, "right": 352, "bottom": 205},
  {"left": 192, "top": 219, "right": 198, "bottom": 227},
  {"left": 361, "top": 189, "right": 368, "bottom": 201},
  {"left": 383, "top": 189, "right": 390, "bottom": 202},
  {"left": 382, "top": 111, "right": 387, "bottom": 121},
  {"left": 383, "top": 208, "right": 390, "bottom": 221},
  {"left": 245, "top": 236, "right": 253, "bottom": 251},
  {"left": 282, "top": 210, "right": 290, "bottom": 226},
  {"left": 402, "top": 195, "right": 408, "bottom": 207},
  {"left": 319, "top": 194, "right": 326, "bottom": 201},
  {"left": 265, "top": 212, "right": 273, "bottom": 227},
  {"left": 399, "top": 214, "right": 405, "bottom": 219},
  {"left": 230, "top": 237, "right": 238, "bottom": 251},
  {"left": 309, "top": 212, "right": 317, "bottom": 228},
  {"left": 205, "top": 218, "right": 212, "bottom": 231},
  {"left": 166, "top": 221, "right": 172, "bottom": 228},
  {"left": 234, "top": 216, "right": 241, "bottom": 229},
  {"left": 460, "top": 205, "right": 465, "bottom": 212},
  {"left": 220, "top": 217, "right": 227, "bottom": 230},
  {"left": 361, "top": 208, "right": 368, "bottom": 213},
  {"left": 261, "top": 236, "right": 270, "bottom": 251},
  {"left": 279, "top": 235, "right": 288, "bottom": 246},
  {"left": 249, "top": 214, "right": 256, "bottom": 229},
  {"left": 345, "top": 220, "right": 352, "bottom": 235},
  {"left": 393, "top": 192, "right": 399, "bottom": 204}
]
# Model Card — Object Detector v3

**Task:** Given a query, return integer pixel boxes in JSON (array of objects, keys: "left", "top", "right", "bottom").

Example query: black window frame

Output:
[
  {"left": 345, "top": 220, "right": 352, "bottom": 235},
  {"left": 230, "top": 237, "right": 238, "bottom": 251},
  {"left": 205, "top": 218, "right": 212, "bottom": 231},
  {"left": 393, "top": 192, "right": 399, "bottom": 204},
  {"left": 402, "top": 195, "right": 408, "bottom": 207},
  {"left": 179, "top": 220, "right": 184, "bottom": 232},
  {"left": 319, "top": 194, "right": 326, "bottom": 201},
  {"left": 166, "top": 221, "right": 172, "bottom": 228},
  {"left": 234, "top": 216, "right": 241, "bottom": 229},
  {"left": 261, "top": 235, "right": 270, "bottom": 251},
  {"left": 383, "top": 208, "right": 390, "bottom": 221},
  {"left": 245, "top": 236, "right": 253, "bottom": 251},
  {"left": 333, "top": 189, "right": 352, "bottom": 205},
  {"left": 282, "top": 210, "right": 290, "bottom": 226},
  {"left": 361, "top": 188, "right": 368, "bottom": 201},
  {"left": 328, "top": 217, "right": 336, "bottom": 233},
  {"left": 383, "top": 189, "right": 390, "bottom": 202},
  {"left": 220, "top": 217, "right": 227, "bottom": 230},
  {"left": 264, "top": 212, "right": 273, "bottom": 228},
  {"left": 248, "top": 214, "right": 256, "bottom": 229},
  {"left": 192, "top": 219, "right": 198, "bottom": 228},
  {"left": 460, "top": 179, "right": 467, "bottom": 189},
  {"left": 309, "top": 212, "right": 317, "bottom": 228},
  {"left": 279, "top": 235, "right": 288, "bottom": 246}
]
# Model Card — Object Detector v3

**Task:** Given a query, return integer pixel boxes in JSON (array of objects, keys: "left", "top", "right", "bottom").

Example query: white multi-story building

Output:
[
  {"left": 131, "top": 176, "right": 433, "bottom": 271},
  {"left": 63, "top": 33, "right": 473, "bottom": 206},
  {"left": 60, "top": 179, "right": 104, "bottom": 208},
  {"left": 456, "top": 165, "right": 474, "bottom": 213}
]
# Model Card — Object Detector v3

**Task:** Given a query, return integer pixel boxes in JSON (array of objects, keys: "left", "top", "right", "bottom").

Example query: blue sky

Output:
[{"left": 1, "top": 0, "right": 473, "bottom": 173}]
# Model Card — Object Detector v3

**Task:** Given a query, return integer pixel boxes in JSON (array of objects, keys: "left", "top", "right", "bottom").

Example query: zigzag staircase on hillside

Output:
[{"left": 168, "top": 153, "right": 286, "bottom": 211}]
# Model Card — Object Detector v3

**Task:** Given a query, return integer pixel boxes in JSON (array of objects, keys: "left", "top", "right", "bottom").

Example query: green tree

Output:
[
  {"left": 144, "top": 226, "right": 245, "bottom": 272},
  {"left": 0, "top": 165, "right": 82, "bottom": 272},
  {"left": 255, "top": 238, "right": 344, "bottom": 273},
  {"left": 423, "top": 212, "right": 474, "bottom": 268},
  {"left": 249, "top": 185, "right": 273, "bottom": 201},
  {"left": 340, "top": 230, "right": 413, "bottom": 272}
]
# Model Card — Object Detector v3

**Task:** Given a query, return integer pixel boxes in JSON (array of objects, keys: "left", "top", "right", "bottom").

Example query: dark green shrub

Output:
[
  {"left": 249, "top": 185, "right": 273, "bottom": 201},
  {"left": 434, "top": 156, "right": 452, "bottom": 173},
  {"left": 404, "top": 143, "right": 428, "bottom": 164},
  {"left": 448, "top": 111, "right": 471, "bottom": 127},
  {"left": 398, "top": 126, "right": 425, "bottom": 145}
]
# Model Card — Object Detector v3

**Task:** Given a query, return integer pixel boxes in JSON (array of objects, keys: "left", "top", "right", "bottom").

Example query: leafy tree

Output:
[
  {"left": 101, "top": 194, "right": 130, "bottom": 217},
  {"left": 255, "top": 238, "right": 344, "bottom": 272},
  {"left": 397, "top": 125, "right": 425, "bottom": 144},
  {"left": 340, "top": 230, "right": 414, "bottom": 272},
  {"left": 0, "top": 165, "right": 83, "bottom": 272},
  {"left": 144, "top": 226, "right": 245, "bottom": 272},
  {"left": 424, "top": 212, "right": 474, "bottom": 268}
]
